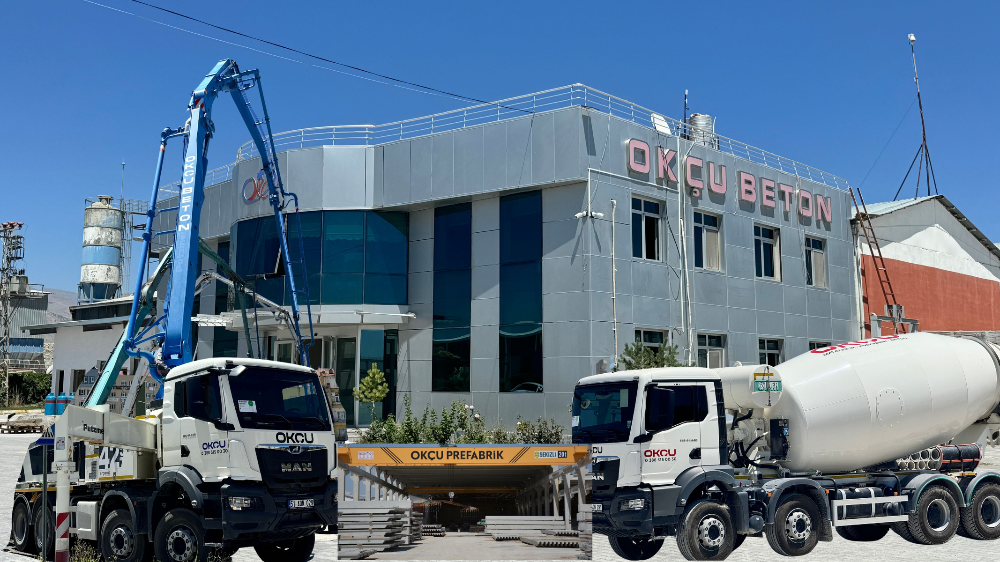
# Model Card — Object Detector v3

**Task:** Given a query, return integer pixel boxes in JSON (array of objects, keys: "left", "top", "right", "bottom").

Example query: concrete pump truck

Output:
[
  {"left": 8, "top": 60, "right": 338, "bottom": 562},
  {"left": 578, "top": 332, "right": 1000, "bottom": 560}
]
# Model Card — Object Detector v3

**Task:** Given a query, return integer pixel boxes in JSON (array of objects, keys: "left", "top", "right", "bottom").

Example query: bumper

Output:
[
  {"left": 221, "top": 481, "right": 338, "bottom": 541},
  {"left": 592, "top": 488, "right": 655, "bottom": 538}
]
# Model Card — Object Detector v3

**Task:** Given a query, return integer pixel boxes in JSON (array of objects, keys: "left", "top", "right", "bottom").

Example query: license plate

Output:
[
  {"left": 288, "top": 499, "right": 314, "bottom": 509},
  {"left": 592, "top": 503, "right": 603, "bottom": 512}
]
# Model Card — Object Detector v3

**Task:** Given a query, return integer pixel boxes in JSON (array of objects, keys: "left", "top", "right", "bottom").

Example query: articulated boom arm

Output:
[{"left": 122, "top": 59, "right": 315, "bottom": 390}]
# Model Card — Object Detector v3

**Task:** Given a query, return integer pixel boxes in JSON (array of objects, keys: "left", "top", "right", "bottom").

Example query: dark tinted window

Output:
[
  {"left": 499, "top": 191, "right": 542, "bottom": 392},
  {"left": 648, "top": 385, "right": 709, "bottom": 430},
  {"left": 366, "top": 212, "right": 408, "bottom": 275},
  {"left": 433, "top": 204, "right": 472, "bottom": 391},
  {"left": 227, "top": 367, "right": 330, "bottom": 431},
  {"left": 176, "top": 374, "right": 222, "bottom": 422},
  {"left": 322, "top": 211, "right": 365, "bottom": 274}
]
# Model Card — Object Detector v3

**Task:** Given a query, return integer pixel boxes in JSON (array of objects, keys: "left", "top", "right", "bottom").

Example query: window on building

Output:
[
  {"left": 754, "top": 225, "right": 781, "bottom": 280},
  {"left": 433, "top": 204, "right": 472, "bottom": 392},
  {"left": 697, "top": 334, "right": 725, "bottom": 368},
  {"left": 635, "top": 329, "right": 665, "bottom": 353},
  {"left": 809, "top": 341, "right": 831, "bottom": 351},
  {"left": 693, "top": 212, "right": 721, "bottom": 271},
  {"left": 500, "top": 191, "right": 543, "bottom": 392},
  {"left": 759, "top": 339, "right": 783, "bottom": 366},
  {"left": 805, "top": 237, "right": 826, "bottom": 288},
  {"left": 631, "top": 198, "right": 661, "bottom": 260}
]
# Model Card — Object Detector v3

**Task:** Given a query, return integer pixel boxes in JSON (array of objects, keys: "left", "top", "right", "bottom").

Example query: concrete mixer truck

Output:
[{"left": 576, "top": 332, "right": 1000, "bottom": 560}]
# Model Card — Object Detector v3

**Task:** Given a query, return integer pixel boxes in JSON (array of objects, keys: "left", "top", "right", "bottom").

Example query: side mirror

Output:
[{"left": 645, "top": 387, "right": 675, "bottom": 433}]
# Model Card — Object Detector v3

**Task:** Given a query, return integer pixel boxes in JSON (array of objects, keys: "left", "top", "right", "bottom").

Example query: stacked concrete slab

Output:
[
  {"left": 338, "top": 502, "right": 407, "bottom": 556},
  {"left": 486, "top": 516, "right": 567, "bottom": 540},
  {"left": 422, "top": 523, "right": 446, "bottom": 537}
]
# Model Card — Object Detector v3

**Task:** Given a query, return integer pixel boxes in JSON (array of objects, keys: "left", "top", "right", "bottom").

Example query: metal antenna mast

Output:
[{"left": 894, "top": 34, "right": 938, "bottom": 200}]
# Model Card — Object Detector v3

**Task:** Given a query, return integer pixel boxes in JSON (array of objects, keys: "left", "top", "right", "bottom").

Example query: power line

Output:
[{"left": 857, "top": 95, "right": 917, "bottom": 189}]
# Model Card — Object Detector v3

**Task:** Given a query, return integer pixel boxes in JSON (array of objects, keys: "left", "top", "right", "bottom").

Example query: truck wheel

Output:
[
  {"left": 253, "top": 533, "right": 315, "bottom": 562},
  {"left": 101, "top": 509, "right": 146, "bottom": 562},
  {"left": 835, "top": 524, "right": 890, "bottom": 541},
  {"left": 765, "top": 494, "right": 820, "bottom": 556},
  {"left": 608, "top": 535, "right": 664, "bottom": 560},
  {"left": 33, "top": 501, "right": 54, "bottom": 557},
  {"left": 11, "top": 501, "right": 33, "bottom": 552},
  {"left": 960, "top": 483, "right": 1000, "bottom": 540},
  {"left": 907, "top": 486, "right": 959, "bottom": 545},
  {"left": 154, "top": 508, "right": 208, "bottom": 562},
  {"left": 676, "top": 500, "right": 735, "bottom": 560},
  {"left": 891, "top": 521, "right": 919, "bottom": 543}
]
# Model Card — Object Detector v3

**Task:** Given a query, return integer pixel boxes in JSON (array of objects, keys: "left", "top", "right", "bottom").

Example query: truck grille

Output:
[{"left": 255, "top": 446, "right": 328, "bottom": 491}]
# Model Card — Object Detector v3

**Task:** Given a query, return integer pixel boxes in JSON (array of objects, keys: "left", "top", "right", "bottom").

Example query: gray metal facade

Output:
[{"left": 156, "top": 101, "right": 858, "bottom": 429}]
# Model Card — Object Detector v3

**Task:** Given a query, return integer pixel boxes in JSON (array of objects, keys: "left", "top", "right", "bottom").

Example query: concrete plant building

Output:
[{"left": 150, "top": 85, "right": 860, "bottom": 429}]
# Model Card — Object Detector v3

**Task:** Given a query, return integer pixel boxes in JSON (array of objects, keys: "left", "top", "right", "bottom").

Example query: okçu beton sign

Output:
[
  {"left": 338, "top": 444, "right": 590, "bottom": 466},
  {"left": 626, "top": 138, "right": 834, "bottom": 222}
]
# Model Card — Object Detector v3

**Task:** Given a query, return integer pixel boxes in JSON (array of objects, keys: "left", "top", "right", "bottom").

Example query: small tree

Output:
[
  {"left": 356, "top": 362, "right": 389, "bottom": 422},
  {"left": 617, "top": 342, "right": 683, "bottom": 371}
]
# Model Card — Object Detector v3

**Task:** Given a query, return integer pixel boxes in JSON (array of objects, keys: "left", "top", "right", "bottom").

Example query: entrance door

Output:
[
  {"left": 337, "top": 338, "right": 356, "bottom": 425},
  {"left": 640, "top": 383, "right": 710, "bottom": 486}
]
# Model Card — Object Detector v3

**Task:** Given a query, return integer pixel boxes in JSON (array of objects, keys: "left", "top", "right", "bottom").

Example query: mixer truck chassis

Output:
[{"left": 592, "top": 459, "right": 1000, "bottom": 559}]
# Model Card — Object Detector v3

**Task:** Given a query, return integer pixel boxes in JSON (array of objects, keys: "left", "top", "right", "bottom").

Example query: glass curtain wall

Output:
[
  {"left": 499, "top": 191, "right": 543, "bottom": 392},
  {"left": 432, "top": 204, "right": 472, "bottom": 391},
  {"left": 234, "top": 211, "right": 408, "bottom": 306}
]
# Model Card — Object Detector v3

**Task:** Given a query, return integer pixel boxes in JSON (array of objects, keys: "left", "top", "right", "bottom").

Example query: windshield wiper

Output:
[
  {"left": 294, "top": 416, "right": 330, "bottom": 429},
  {"left": 251, "top": 413, "right": 294, "bottom": 429}
]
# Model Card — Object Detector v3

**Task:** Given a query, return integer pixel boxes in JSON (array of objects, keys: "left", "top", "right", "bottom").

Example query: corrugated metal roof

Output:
[
  {"left": 851, "top": 195, "right": 938, "bottom": 218},
  {"left": 852, "top": 194, "right": 1000, "bottom": 262}
]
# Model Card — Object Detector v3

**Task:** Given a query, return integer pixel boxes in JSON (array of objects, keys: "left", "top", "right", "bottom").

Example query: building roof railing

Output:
[
  {"left": 162, "top": 85, "right": 849, "bottom": 193},
  {"left": 233, "top": 84, "right": 851, "bottom": 191}
]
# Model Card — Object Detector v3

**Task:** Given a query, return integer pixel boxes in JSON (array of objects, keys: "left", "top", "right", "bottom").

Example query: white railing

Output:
[{"left": 182, "top": 84, "right": 847, "bottom": 192}]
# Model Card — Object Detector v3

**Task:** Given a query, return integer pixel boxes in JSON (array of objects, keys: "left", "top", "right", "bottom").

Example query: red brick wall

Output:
[{"left": 861, "top": 255, "right": 1000, "bottom": 336}]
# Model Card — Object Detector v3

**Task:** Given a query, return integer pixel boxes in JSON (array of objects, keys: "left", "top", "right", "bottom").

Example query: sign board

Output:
[{"left": 339, "top": 444, "right": 589, "bottom": 467}]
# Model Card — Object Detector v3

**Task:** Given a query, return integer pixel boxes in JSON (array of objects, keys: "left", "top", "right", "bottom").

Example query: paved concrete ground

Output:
[{"left": 365, "top": 533, "right": 580, "bottom": 560}]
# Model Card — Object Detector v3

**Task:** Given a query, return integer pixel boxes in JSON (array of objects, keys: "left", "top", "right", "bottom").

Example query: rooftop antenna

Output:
[
  {"left": 893, "top": 34, "right": 938, "bottom": 200},
  {"left": 683, "top": 90, "right": 689, "bottom": 139}
]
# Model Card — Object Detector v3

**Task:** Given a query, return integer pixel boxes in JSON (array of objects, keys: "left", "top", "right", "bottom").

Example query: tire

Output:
[
  {"left": 907, "top": 485, "right": 959, "bottom": 545},
  {"left": 891, "top": 520, "right": 920, "bottom": 543},
  {"left": 835, "top": 524, "right": 890, "bottom": 541},
  {"left": 960, "top": 483, "right": 1000, "bottom": 540},
  {"left": 675, "top": 500, "right": 735, "bottom": 561},
  {"left": 608, "top": 535, "right": 664, "bottom": 561},
  {"left": 100, "top": 509, "right": 146, "bottom": 562},
  {"left": 253, "top": 533, "right": 315, "bottom": 562},
  {"left": 733, "top": 532, "right": 746, "bottom": 551},
  {"left": 11, "top": 501, "right": 34, "bottom": 552},
  {"left": 154, "top": 508, "right": 208, "bottom": 562},
  {"left": 33, "top": 501, "right": 54, "bottom": 557},
  {"left": 765, "top": 494, "right": 820, "bottom": 556}
]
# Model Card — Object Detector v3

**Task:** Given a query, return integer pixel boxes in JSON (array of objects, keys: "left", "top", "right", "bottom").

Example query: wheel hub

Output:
[
  {"left": 785, "top": 509, "right": 812, "bottom": 541},
  {"left": 697, "top": 516, "right": 725, "bottom": 548},
  {"left": 981, "top": 496, "right": 1000, "bottom": 529},
  {"left": 166, "top": 527, "right": 198, "bottom": 562},
  {"left": 927, "top": 498, "right": 952, "bottom": 532},
  {"left": 109, "top": 526, "right": 134, "bottom": 557}
]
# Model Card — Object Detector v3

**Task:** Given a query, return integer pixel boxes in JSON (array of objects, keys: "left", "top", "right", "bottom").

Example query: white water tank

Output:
[{"left": 720, "top": 333, "right": 1000, "bottom": 473}]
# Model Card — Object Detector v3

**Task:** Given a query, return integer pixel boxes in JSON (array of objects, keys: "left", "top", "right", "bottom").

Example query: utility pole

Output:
[
  {"left": 894, "top": 34, "right": 938, "bottom": 200},
  {"left": 1, "top": 221, "right": 26, "bottom": 405}
]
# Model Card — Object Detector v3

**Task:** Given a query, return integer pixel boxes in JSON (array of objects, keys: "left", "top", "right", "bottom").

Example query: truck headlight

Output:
[
  {"left": 619, "top": 498, "right": 646, "bottom": 511},
  {"left": 227, "top": 497, "right": 262, "bottom": 511}
]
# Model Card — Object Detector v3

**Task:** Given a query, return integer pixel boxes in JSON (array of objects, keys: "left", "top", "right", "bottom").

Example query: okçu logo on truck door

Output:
[
  {"left": 202, "top": 440, "right": 228, "bottom": 456},
  {"left": 276, "top": 432, "right": 314, "bottom": 444},
  {"left": 643, "top": 449, "right": 677, "bottom": 463}
]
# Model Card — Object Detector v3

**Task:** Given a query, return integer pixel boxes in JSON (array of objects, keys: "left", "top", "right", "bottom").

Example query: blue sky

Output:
[{"left": 2, "top": 0, "right": 998, "bottom": 292}]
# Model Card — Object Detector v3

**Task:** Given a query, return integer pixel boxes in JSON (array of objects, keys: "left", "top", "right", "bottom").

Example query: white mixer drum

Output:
[{"left": 765, "top": 333, "right": 1000, "bottom": 473}]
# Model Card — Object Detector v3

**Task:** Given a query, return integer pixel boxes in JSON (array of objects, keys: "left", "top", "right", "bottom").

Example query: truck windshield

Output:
[
  {"left": 572, "top": 382, "right": 637, "bottom": 444},
  {"left": 227, "top": 367, "right": 331, "bottom": 431}
]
